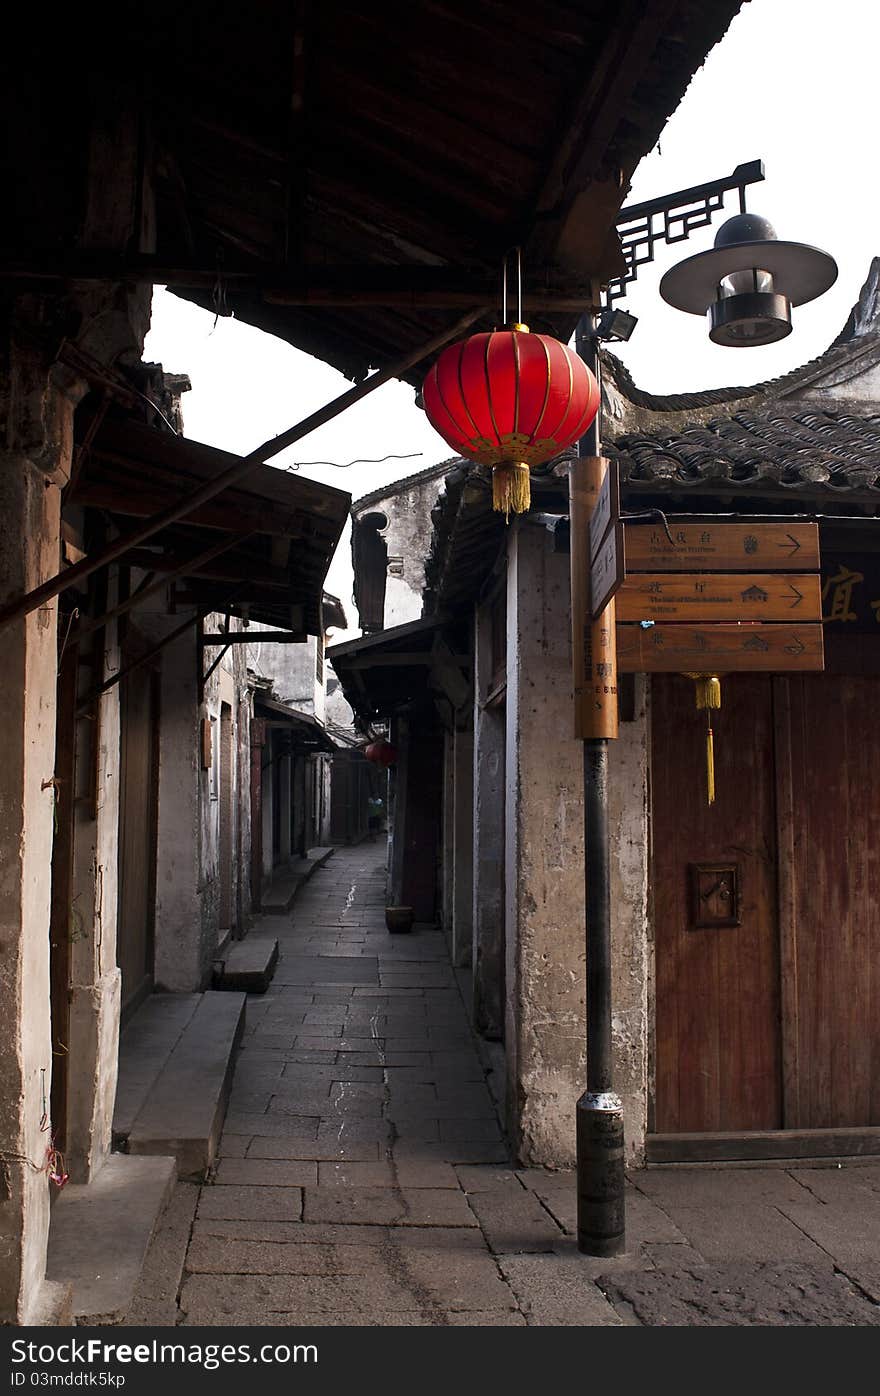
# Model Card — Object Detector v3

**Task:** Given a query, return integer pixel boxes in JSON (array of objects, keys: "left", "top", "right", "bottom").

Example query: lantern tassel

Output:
[
  {"left": 685, "top": 673, "right": 721, "bottom": 805},
  {"left": 492, "top": 461, "right": 531, "bottom": 520}
]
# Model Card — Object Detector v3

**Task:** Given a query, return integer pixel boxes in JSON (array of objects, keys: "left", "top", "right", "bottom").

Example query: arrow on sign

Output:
[
  {"left": 784, "top": 635, "right": 806, "bottom": 656},
  {"left": 777, "top": 532, "right": 803, "bottom": 556},
  {"left": 787, "top": 583, "right": 804, "bottom": 607}
]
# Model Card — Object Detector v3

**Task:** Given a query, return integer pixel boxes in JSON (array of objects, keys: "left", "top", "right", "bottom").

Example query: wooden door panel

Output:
[
  {"left": 652, "top": 674, "right": 782, "bottom": 1133},
  {"left": 786, "top": 675, "right": 880, "bottom": 1127}
]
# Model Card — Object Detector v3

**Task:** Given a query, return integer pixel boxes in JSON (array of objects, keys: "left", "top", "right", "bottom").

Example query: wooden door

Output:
[
  {"left": 117, "top": 668, "right": 159, "bottom": 1016},
  {"left": 652, "top": 675, "right": 782, "bottom": 1133},
  {"left": 782, "top": 675, "right": 880, "bottom": 1127}
]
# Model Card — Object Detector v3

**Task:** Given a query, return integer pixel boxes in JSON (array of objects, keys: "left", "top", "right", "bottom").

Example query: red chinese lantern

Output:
[
  {"left": 422, "top": 323, "right": 600, "bottom": 518},
  {"left": 364, "top": 740, "right": 397, "bottom": 768}
]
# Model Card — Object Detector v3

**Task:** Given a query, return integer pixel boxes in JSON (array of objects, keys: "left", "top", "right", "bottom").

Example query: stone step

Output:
[
  {"left": 113, "top": 994, "right": 202, "bottom": 1143},
  {"left": 114, "top": 992, "right": 246, "bottom": 1180},
  {"left": 261, "top": 845, "right": 335, "bottom": 912},
  {"left": 46, "top": 1154, "right": 176, "bottom": 1325},
  {"left": 213, "top": 935, "right": 279, "bottom": 993}
]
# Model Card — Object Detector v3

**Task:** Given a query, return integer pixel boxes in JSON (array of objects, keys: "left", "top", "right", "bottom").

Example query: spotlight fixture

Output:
[
  {"left": 659, "top": 211, "right": 838, "bottom": 346},
  {"left": 595, "top": 306, "right": 639, "bottom": 342}
]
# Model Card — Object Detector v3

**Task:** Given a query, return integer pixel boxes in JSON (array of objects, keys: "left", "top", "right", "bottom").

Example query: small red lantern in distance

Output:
[
  {"left": 364, "top": 740, "right": 397, "bottom": 768},
  {"left": 422, "top": 323, "right": 599, "bottom": 518}
]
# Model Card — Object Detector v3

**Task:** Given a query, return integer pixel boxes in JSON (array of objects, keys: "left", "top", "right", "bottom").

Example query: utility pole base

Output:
[{"left": 576, "top": 1090, "right": 626, "bottom": 1256}]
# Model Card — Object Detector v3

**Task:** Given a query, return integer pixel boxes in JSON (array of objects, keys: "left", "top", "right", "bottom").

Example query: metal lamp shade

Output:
[{"left": 659, "top": 213, "right": 837, "bottom": 348}]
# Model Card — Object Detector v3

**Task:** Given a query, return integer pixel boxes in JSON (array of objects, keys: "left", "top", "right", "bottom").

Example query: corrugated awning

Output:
[{"left": 68, "top": 411, "right": 350, "bottom": 637}]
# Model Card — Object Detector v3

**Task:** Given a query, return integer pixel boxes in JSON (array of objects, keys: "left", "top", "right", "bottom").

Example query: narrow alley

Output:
[{"left": 126, "top": 847, "right": 880, "bottom": 1329}]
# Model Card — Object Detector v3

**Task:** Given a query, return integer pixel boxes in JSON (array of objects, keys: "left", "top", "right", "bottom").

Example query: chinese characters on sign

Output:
[{"left": 821, "top": 559, "right": 880, "bottom": 629}]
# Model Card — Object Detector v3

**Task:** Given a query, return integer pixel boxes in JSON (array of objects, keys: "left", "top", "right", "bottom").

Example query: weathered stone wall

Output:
[
  {"left": 352, "top": 465, "right": 453, "bottom": 631},
  {"left": 0, "top": 450, "right": 62, "bottom": 1322},
  {"left": 502, "top": 522, "right": 650, "bottom": 1167},
  {"left": 504, "top": 522, "right": 586, "bottom": 1166}
]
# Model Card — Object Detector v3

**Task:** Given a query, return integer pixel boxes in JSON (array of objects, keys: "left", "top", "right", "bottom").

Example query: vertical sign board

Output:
[{"left": 570, "top": 456, "right": 618, "bottom": 740}]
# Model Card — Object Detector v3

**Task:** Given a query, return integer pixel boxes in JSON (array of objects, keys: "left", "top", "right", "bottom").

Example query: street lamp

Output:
[
  {"left": 659, "top": 210, "right": 838, "bottom": 346},
  {"left": 571, "top": 161, "right": 837, "bottom": 1258}
]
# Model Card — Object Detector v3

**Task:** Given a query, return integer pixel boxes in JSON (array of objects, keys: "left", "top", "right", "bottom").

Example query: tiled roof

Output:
[{"left": 609, "top": 408, "right": 880, "bottom": 494}]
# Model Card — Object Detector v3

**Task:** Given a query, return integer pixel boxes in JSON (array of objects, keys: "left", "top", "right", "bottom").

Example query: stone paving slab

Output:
[
  {"left": 316, "top": 1160, "right": 459, "bottom": 1188},
  {"left": 499, "top": 1253, "right": 624, "bottom": 1326},
  {"left": 776, "top": 1200, "right": 880, "bottom": 1264},
  {"left": 599, "top": 1263, "right": 880, "bottom": 1326},
  {"left": 465, "top": 1185, "right": 567, "bottom": 1254},
  {"left": 185, "top": 1236, "right": 379, "bottom": 1275},
  {"left": 303, "top": 1186, "right": 478, "bottom": 1228},
  {"left": 788, "top": 1164, "right": 880, "bottom": 1204},
  {"left": 243, "top": 1136, "right": 381, "bottom": 1162},
  {"left": 656, "top": 1203, "right": 831, "bottom": 1263},
  {"left": 213, "top": 1158, "right": 317, "bottom": 1186},
  {"left": 197, "top": 1185, "right": 303, "bottom": 1221},
  {"left": 633, "top": 1166, "right": 812, "bottom": 1207}
]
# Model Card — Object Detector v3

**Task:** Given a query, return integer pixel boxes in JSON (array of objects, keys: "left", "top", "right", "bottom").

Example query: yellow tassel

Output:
[
  {"left": 492, "top": 461, "right": 531, "bottom": 520},
  {"left": 685, "top": 673, "right": 721, "bottom": 805},
  {"left": 690, "top": 674, "right": 721, "bottom": 711}
]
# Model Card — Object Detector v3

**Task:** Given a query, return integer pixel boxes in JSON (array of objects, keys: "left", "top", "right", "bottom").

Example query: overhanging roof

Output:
[
  {"left": 328, "top": 616, "right": 470, "bottom": 722},
  {"left": 254, "top": 694, "right": 337, "bottom": 752},
  {"left": 69, "top": 410, "right": 350, "bottom": 636},
  {"left": 11, "top": 3, "right": 744, "bottom": 385}
]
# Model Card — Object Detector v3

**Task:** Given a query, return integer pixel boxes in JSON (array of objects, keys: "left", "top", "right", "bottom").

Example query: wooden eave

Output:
[
  {"left": 68, "top": 412, "right": 350, "bottom": 636},
  {"left": 6, "top": 1, "right": 744, "bottom": 385}
]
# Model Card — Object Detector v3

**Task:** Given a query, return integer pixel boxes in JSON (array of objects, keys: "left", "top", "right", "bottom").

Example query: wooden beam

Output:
[
  {"left": 0, "top": 305, "right": 484, "bottom": 632},
  {"left": 200, "top": 632, "right": 304, "bottom": 644},
  {"left": 74, "top": 533, "right": 253, "bottom": 642},
  {"left": 0, "top": 252, "right": 593, "bottom": 310},
  {"left": 525, "top": 0, "right": 678, "bottom": 266}
]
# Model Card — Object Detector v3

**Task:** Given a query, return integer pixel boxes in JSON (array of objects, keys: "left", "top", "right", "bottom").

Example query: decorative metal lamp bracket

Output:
[{"left": 606, "top": 159, "right": 765, "bottom": 305}]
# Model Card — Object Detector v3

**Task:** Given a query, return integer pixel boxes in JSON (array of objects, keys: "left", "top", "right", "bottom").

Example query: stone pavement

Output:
[{"left": 127, "top": 846, "right": 880, "bottom": 1327}]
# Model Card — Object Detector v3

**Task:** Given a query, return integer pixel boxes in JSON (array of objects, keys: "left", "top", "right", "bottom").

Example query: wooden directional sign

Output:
[
  {"left": 587, "top": 459, "right": 624, "bottom": 620},
  {"left": 590, "top": 525, "right": 625, "bottom": 621},
  {"left": 624, "top": 522, "right": 819, "bottom": 573},
  {"left": 589, "top": 458, "right": 620, "bottom": 560},
  {"left": 616, "top": 623, "right": 824, "bottom": 673},
  {"left": 616, "top": 573, "right": 822, "bottom": 624}
]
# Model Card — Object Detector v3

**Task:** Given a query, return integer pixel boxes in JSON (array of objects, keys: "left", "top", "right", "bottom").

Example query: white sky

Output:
[{"left": 143, "top": 0, "right": 880, "bottom": 620}]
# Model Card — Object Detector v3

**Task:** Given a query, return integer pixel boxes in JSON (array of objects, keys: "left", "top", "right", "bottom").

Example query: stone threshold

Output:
[
  {"left": 46, "top": 1154, "right": 176, "bottom": 1325},
  {"left": 113, "top": 991, "right": 246, "bottom": 1180},
  {"left": 259, "top": 845, "right": 335, "bottom": 913}
]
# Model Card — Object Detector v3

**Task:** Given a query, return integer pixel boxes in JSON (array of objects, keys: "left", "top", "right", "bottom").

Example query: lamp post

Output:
[{"left": 570, "top": 162, "right": 838, "bottom": 1256}]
